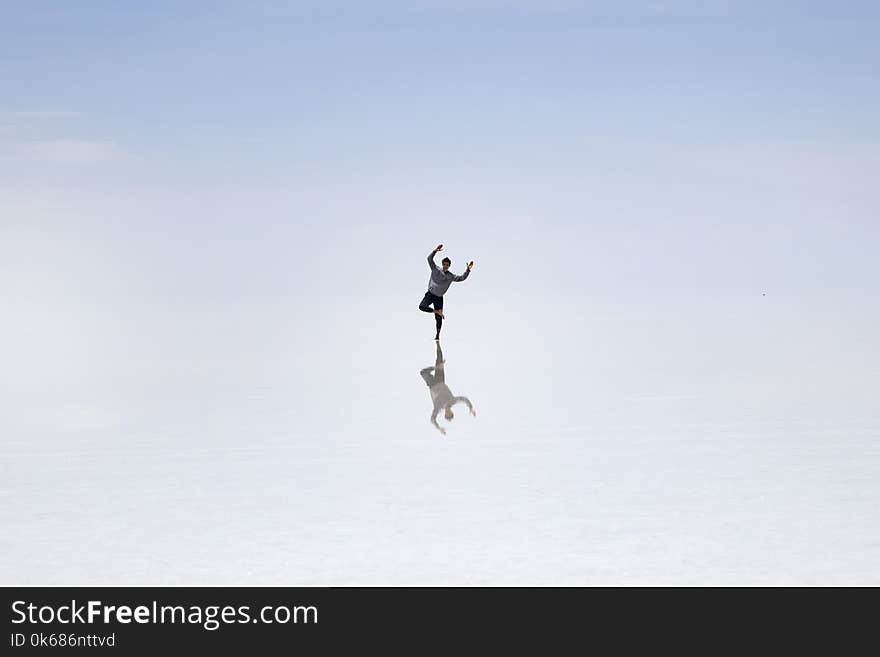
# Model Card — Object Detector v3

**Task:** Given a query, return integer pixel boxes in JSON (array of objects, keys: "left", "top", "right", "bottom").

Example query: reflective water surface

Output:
[{"left": 3, "top": 296, "right": 879, "bottom": 585}]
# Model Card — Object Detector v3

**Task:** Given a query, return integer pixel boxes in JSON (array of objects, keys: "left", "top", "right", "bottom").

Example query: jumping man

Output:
[{"left": 418, "top": 243, "right": 474, "bottom": 340}]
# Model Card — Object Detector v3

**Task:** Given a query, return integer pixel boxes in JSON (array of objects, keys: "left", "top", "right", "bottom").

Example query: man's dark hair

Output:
[{"left": 441, "top": 257, "right": 451, "bottom": 265}]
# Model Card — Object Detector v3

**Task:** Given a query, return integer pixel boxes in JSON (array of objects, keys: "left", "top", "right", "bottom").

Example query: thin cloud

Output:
[
  {"left": 1, "top": 109, "right": 79, "bottom": 120},
  {"left": 27, "top": 139, "right": 119, "bottom": 164}
]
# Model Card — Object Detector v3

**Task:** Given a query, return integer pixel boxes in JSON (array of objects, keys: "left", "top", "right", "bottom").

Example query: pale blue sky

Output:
[
  {"left": 1, "top": 1, "right": 878, "bottom": 329},
  {"left": 4, "top": 2, "right": 880, "bottom": 155}
]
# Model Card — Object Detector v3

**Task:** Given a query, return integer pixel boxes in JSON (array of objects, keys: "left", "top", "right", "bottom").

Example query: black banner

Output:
[{"left": 0, "top": 587, "right": 869, "bottom": 652}]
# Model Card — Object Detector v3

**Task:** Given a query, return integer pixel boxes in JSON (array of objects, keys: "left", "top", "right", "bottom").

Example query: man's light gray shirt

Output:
[{"left": 427, "top": 249, "right": 470, "bottom": 296}]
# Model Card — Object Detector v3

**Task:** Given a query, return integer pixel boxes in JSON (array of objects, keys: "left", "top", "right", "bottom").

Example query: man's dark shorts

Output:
[{"left": 419, "top": 291, "right": 443, "bottom": 311}]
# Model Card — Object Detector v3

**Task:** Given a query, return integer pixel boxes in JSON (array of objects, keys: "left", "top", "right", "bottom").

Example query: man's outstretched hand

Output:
[
  {"left": 435, "top": 243, "right": 444, "bottom": 252},
  {"left": 467, "top": 261, "right": 475, "bottom": 270}
]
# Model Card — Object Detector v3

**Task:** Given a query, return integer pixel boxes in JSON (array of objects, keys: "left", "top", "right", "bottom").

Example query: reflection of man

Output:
[{"left": 420, "top": 342, "right": 475, "bottom": 435}]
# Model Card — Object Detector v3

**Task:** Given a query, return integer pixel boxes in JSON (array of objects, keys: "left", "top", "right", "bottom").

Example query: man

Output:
[
  {"left": 420, "top": 342, "right": 475, "bottom": 435},
  {"left": 418, "top": 243, "right": 474, "bottom": 341}
]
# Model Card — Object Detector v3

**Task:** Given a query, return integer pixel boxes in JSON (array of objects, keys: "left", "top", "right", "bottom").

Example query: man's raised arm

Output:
[
  {"left": 428, "top": 243, "right": 443, "bottom": 270},
  {"left": 453, "top": 260, "right": 474, "bottom": 282}
]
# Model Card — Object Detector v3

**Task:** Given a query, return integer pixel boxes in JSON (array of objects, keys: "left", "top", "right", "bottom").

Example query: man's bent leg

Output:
[{"left": 419, "top": 292, "right": 434, "bottom": 313}]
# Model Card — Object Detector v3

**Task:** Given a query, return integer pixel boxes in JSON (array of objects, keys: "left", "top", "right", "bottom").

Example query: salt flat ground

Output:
[{"left": 2, "top": 295, "right": 878, "bottom": 585}]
